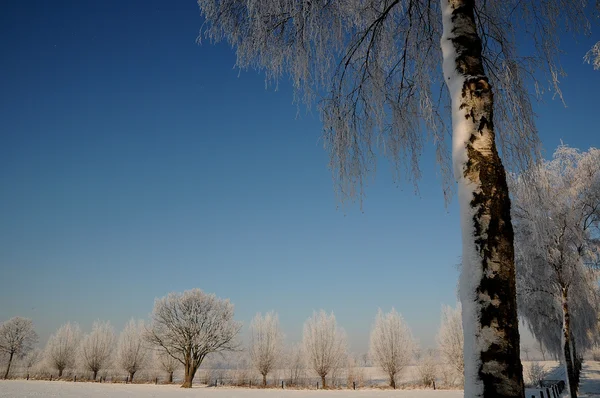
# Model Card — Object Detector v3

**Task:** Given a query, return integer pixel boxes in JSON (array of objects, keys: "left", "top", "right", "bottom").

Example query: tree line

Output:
[{"left": 1, "top": 290, "right": 465, "bottom": 389}]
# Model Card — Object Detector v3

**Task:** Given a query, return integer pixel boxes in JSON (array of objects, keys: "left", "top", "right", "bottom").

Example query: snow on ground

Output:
[
  {"left": 2, "top": 362, "right": 600, "bottom": 397},
  {"left": 0, "top": 381, "right": 462, "bottom": 398}
]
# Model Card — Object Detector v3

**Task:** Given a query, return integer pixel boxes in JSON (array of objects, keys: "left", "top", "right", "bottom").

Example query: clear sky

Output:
[{"left": 1, "top": 0, "right": 598, "bottom": 354}]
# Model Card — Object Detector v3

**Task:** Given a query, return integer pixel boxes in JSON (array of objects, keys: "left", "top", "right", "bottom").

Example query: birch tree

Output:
[
  {"left": 302, "top": 310, "right": 347, "bottom": 389},
  {"left": 44, "top": 322, "right": 81, "bottom": 378},
  {"left": 116, "top": 319, "right": 149, "bottom": 382},
  {"left": 510, "top": 145, "right": 600, "bottom": 398},
  {"left": 436, "top": 303, "right": 464, "bottom": 384},
  {"left": 249, "top": 311, "right": 283, "bottom": 386},
  {"left": 78, "top": 321, "right": 115, "bottom": 381},
  {"left": 196, "top": 1, "right": 597, "bottom": 395},
  {"left": 146, "top": 289, "right": 241, "bottom": 388},
  {"left": 369, "top": 309, "right": 415, "bottom": 388},
  {"left": 0, "top": 317, "right": 38, "bottom": 379}
]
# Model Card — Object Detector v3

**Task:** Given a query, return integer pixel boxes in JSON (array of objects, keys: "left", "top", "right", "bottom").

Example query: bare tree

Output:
[
  {"left": 436, "top": 303, "right": 464, "bottom": 384},
  {"left": 302, "top": 310, "right": 347, "bottom": 389},
  {"left": 0, "top": 317, "right": 38, "bottom": 379},
  {"left": 116, "top": 319, "right": 148, "bottom": 382},
  {"left": 78, "top": 321, "right": 115, "bottom": 381},
  {"left": 510, "top": 145, "right": 600, "bottom": 398},
  {"left": 156, "top": 349, "right": 179, "bottom": 383},
  {"left": 249, "top": 311, "right": 283, "bottom": 386},
  {"left": 146, "top": 288, "right": 241, "bottom": 388},
  {"left": 44, "top": 322, "right": 81, "bottom": 378},
  {"left": 369, "top": 309, "right": 415, "bottom": 389}
]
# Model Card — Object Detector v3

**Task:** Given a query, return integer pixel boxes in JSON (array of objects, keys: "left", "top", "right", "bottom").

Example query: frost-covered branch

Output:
[
  {"left": 44, "top": 322, "right": 81, "bottom": 378},
  {"left": 249, "top": 311, "right": 283, "bottom": 386},
  {"left": 369, "top": 308, "right": 415, "bottom": 388},
  {"left": 302, "top": 310, "right": 347, "bottom": 389},
  {"left": 0, "top": 317, "right": 38, "bottom": 379},
  {"left": 145, "top": 289, "right": 241, "bottom": 388},
  {"left": 116, "top": 319, "right": 149, "bottom": 382}
]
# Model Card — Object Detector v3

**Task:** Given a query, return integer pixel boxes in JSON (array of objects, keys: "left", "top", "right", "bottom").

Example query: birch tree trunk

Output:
[
  {"left": 562, "top": 287, "right": 577, "bottom": 398},
  {"left": 441, "top": 0, "right": 524, "bottom": 396}
]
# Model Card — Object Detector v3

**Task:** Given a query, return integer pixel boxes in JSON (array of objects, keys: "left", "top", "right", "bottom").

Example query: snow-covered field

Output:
[{"left": 2, "top": 362, "right": 599, "bottom": 397}]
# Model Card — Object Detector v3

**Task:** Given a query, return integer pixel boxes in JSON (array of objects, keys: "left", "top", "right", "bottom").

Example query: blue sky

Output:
[{"left": 0, "top": 0, "right": 598, "bottom": 354}]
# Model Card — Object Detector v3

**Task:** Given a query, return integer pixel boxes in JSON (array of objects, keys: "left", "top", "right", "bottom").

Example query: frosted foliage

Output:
[
  {"left": 116, "top": 319, "right": 149, "bottom": 380},
  {"left": 0, "top": 317, "right": 38, "bottom": 358},
  {"left": 509, "top": 145, "right": 600, "bottom": 355},
  {"left": 45, "top": 322, "right": 81, "bottom": 376},
  {"left": 368, "top": 309, "right": 415, "bottom": 387},
  {"left": 284, "top": 342, "right": 305, "bottom": 385},
  {"left": 302, "top": 310, "right": 347, "bottom": 387},
  {"left": 198, "top": 0, "right": 593, "bottom": 200},
  {"left": 78, "top": 321, "right": 115, "bottom": 379},
  {"left": 0, "top": 317, "right": 38, "bottom": 378},
  {"left": 146, "top": 288, "right": 241, "bottom": 385},
  {"left": 436, "top": 304, "right": 464, "bottom": 380},
  {"left": 585, "top": 41, "right": 600, "bottom": 70},
  {"left": 248, "top": 312, "right": 283, "bottom": 382},
  {"left": 157, "top": 349, "right": 179, "bottom": 374}
]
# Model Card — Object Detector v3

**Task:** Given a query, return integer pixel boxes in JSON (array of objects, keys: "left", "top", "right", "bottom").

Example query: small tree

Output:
[
  {"left": 436, "top": 304, "right": 464, "bottom": 384},
  {"left": 369, "top": 309, "right": 415, "bottom": 389},
  {"left": 78, "top": 321, "right": 115, "bottom": 381},
  {"left": 156, "top": 349, "right": 179, "bottom": 383},
  {"left": 23, "top": 348, "right": 41, "bottom": 376},
  {"left": 116, "top": 319, "right": 148, "bottom": 382},
  {"left": 0, "top": 317, "right": 38, "bottom": 379},
  {"left": 249, "top": 311, "right": 283, "bottom": 386},
  {"left": 45, "top": 322, "right": 81, "bottom": 378},
  {"left": 302, "top": 310, "right": 347, "bottom": 389},
  {"left": 417, "top": 349, "right": 438, "bottom": 388},
  {"left": 146, "top": 288, "right": 241, "bottom": 388},
  {"left": 285, "top": 342, "right": 305, "bottom": 386}
]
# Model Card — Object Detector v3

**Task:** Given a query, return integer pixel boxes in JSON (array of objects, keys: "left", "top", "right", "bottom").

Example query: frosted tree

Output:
[
  {"left": 196, "top": 0, "right": 598, "bottom": 395},
  {"left": 156, "top": 349, "right": 179, "bottom": 383},
  {"left": 146, "top": 288, "right": 241, "bottom": 388},
  {"left": 78, "top": 321, "right": 115, "bottom": 381},
  {"left": 510, "top": 145, "right": 600, "bottom": 398},
  {"left": 586, "top": 42, "right": 600, "bottom": 69},
  {"left": 284, "top": 342, "right": 305, "bottom": 386},
  {"left": 44, "top": 322, "right": 81, "bottom": 378},
  {"left": 116, "top": 319, "right": 149, "bottom": 382},
  {"left": 302, "top": 310, "right": 347, "bottom": 389},
  {"left": 368, "top": 309, "right": 415, "bottom": 388},
  {"left": 0, "top": 317, "right": 38, "bottom": 379},
  {"left": 23, "top": 348, "right": 41, "bottom": 376},
  {"left": 248, "top": 311, "right": 283, "bottom": 386},
  {"left": 436, "top": 303, "right": 464, "bottom": 384}
]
